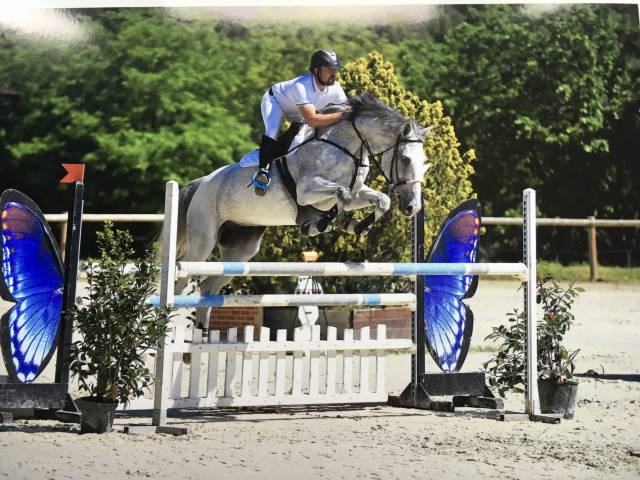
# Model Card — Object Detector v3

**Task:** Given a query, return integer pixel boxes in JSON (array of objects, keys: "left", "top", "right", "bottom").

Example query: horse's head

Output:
[
  {"left": 323, "top": 94, "right": 434, "bottom": 218},
  {"left": 381, "top": 120, "right": 433, "bottom": 217},
  {"left": 341, "top": 94, "right": 433, "bottom": 217}
]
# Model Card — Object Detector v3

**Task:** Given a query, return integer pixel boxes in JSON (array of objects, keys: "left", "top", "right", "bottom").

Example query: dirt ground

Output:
[{"left": 1, "top": 280, "right": 639, "bottom": 479}]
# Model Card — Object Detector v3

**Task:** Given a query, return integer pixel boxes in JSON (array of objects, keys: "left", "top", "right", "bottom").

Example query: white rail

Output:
[{"left": 176, "top": 261, "right": 527, "bottom": 279}]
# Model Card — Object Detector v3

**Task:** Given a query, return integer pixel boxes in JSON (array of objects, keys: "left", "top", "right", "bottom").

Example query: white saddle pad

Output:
[
  {"left": 237, "top": 125, "right": 310, "bottom": 168},
  {"left": 238, "top": 148, "right": 259, "bottom": 167}
]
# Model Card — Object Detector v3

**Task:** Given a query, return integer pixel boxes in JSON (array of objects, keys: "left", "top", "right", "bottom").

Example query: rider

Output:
[{"left": 251, "top": 49, "right": 349, "bottom": 195}]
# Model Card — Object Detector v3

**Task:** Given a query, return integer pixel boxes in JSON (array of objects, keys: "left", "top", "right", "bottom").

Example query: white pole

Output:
[
  {"left": 152, "top": 181, "right": 179, "bottom": 427},
  {"left": 176, "top": 261, "right": 527, "bottom": 278},
  {"left": 523, "top": 188, "right": 540, "bottom": 415}
]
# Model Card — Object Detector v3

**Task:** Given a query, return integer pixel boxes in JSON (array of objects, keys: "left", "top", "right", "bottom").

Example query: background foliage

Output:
[{"left": 1, "top": 5, "right": 638, "bottom": 270}]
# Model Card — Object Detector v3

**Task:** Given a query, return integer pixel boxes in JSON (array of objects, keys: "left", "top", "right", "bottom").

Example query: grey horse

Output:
[{"left": 174, "top": 93, "right": 431, "bottom": 327}]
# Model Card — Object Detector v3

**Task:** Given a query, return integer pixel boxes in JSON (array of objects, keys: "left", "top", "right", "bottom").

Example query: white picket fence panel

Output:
[{"left": 124, "top": 324, "right": 413, "bottom": 410}]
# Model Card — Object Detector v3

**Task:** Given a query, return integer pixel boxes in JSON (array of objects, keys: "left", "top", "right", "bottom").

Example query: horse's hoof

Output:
[
  {"left": 335, "top": 215, "right": 357, "bottom": 235},
  {"left": 317, "top": 216, "right": 330, "bottom": 232},
  {"left": 343, "top": 222, "right": 357, "bottom": 235},
  {"left": 354, "top": 212, "right": 376, "bottom": 235}
]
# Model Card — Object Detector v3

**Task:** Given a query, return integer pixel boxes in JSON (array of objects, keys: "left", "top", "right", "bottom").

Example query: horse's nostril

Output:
[{"left": 403, "top": 205, "right": 414, "bottom": 215}]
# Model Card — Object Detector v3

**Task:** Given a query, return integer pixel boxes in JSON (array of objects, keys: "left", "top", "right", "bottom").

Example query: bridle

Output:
[
  {"left": 354, "top": 121, "right": 425, "bottom": 191},
  {"left": 289, "top": 117, "right": 425, "bottom": 191}
]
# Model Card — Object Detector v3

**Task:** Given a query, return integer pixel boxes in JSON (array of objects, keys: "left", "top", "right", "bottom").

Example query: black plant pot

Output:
[
  {"left": 75, "top": 397, "right": 118, "bottom": 433},
  {"left": 538, "top": 379, "right": 579, "bottom": 419}
]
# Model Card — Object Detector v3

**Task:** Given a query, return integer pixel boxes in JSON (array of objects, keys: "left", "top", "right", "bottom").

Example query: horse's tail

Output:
[{"left": 174, "top": 178, "right": 203, "bottom": 260}]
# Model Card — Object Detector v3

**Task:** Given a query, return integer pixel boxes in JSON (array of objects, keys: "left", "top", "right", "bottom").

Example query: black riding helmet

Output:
[{"left": 309, "top": 49, "right": 341, "bottom": 71}]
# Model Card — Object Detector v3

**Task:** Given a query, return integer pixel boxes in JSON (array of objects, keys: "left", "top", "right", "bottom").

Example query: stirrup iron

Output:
[{"left": 251, "top": 168, "right": 271, "bottom": 196}]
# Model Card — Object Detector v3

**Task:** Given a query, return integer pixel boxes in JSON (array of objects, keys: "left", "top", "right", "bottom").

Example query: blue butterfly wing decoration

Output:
[
  {"left": 0, "top": 190, "right": 64, "bottom": 383},
  {"left": 424, "top": 199, "right": 481, "bottom": 372}
]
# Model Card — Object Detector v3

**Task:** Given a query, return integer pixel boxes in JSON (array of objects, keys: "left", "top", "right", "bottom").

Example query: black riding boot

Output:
[{"left": 252, "top": 135, "right": 277, "bottom": 196}]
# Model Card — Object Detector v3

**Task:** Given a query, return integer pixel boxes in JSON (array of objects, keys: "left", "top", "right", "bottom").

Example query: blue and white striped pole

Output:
[
  {"left": 176, "top": 261, "right": 527, "bottom": 279},
  {"left": 149, "top": 293, "right": 417, "bottom": 309}
]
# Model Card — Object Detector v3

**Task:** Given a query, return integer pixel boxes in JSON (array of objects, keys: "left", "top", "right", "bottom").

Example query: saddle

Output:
[{"left": 272, "top": 121, "right": 304, "bottom": 160}]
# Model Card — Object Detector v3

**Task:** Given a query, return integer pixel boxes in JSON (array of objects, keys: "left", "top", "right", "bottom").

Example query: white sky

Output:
[
  {"left": 5, "top": 0, "right": 640, "bottom": 7},
  {"left": 0, "top": 2, "right": 637, "bottom": 42}
]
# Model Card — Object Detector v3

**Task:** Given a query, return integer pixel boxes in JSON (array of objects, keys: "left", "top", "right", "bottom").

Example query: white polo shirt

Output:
[{"left": 271, "top": 72, "right": 348, "bottom": 123}]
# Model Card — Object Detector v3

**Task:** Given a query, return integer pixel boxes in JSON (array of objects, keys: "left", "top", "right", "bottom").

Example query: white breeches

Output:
[
  {"left": 261, "top": 91, "right": 310, "bottom": 154},
  {"left": 261, "top": 91, "right": 284, "bottom": 140}
]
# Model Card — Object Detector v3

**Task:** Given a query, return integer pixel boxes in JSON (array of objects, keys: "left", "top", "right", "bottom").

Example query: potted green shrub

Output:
[
  {"left": 68, "top": 222, "right": 170, "bottom": 433},
  {"left": 483, "top": 276, "right": 583, "bottom": 418}
]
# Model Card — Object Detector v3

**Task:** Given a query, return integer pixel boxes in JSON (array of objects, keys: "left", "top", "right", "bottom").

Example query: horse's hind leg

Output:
[
  {"left": 177, "top": 207, "right": 221, "bottom": 328},
  {"left": 197, "top": 223, "right": 267, "bottom": 331}
]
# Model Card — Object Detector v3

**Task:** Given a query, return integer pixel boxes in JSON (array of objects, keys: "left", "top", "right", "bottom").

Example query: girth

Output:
[{"left": 275, "top": 156, "right": 339, "bottom": 229}]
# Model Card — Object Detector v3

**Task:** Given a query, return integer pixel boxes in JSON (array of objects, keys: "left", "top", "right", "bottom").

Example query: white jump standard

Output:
[{"left": 151, "top": 181, "right": 540, "bottom": 426}]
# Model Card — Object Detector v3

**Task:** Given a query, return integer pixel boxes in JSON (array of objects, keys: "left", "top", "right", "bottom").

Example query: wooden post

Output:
[
  {"left": 59, "top": 216, "right": 68, "bottom": 262},
  {"left": 587, "top": 216, "right": 598, "bottom": 281}
]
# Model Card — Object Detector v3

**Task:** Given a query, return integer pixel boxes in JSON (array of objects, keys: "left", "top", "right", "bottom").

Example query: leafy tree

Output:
[
  {"left": 401, "top": 5, "right": 639, "bottom": 219},
  {"left": 394, "top": 4, "right": 639, "bottom": 262},
  {"left": 1, "top": 9, "right": 255, "bottom": 215}
]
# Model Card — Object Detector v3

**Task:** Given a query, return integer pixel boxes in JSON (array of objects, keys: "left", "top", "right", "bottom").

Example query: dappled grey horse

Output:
[{"left": 174, "top": 93, "right": 431, "bottom": 327}]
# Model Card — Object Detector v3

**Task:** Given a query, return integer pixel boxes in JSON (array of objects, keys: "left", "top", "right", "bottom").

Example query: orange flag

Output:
[{"left": 60, "top": 164, "right": 85, "bottom": 183}]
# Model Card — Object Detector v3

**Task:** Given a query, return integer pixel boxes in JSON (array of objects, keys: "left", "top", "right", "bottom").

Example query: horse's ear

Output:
[
  {"left": 403, "top": 122, "right": 434, "bottom": 139},
  {"left": 416, "top": 124, "right": 435, "bottom": 140},
  {"left": 401, "top": 122, "right": 414, "bottom": 137}
]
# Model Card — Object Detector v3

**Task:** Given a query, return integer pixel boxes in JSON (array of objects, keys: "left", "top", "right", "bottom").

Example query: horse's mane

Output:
[{"left": 321, "top": 92, "right": 427, "bottom": 138}]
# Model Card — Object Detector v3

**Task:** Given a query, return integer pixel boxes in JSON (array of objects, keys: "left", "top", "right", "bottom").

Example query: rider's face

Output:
[{"left": 317, "top": 66, "right": 338, "bottom": 85}]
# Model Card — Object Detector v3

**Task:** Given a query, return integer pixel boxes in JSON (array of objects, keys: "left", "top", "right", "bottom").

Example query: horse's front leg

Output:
[
  {"left": 295, "top": 176, "right": 355, "bottom": 235},
  {"left": 338, "top": 186, "right": 391, "bottom": 236},
  {"left": 296, "top": 175, "right": 353, "bottom": 207}
]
